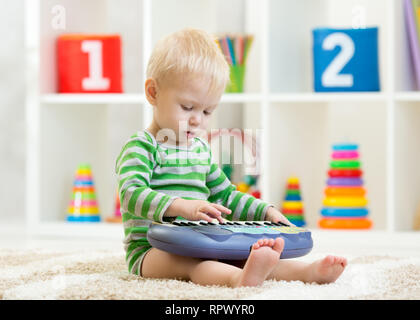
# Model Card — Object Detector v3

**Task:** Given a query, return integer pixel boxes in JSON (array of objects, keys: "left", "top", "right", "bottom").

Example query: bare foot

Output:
[
  {"left": 235, "top": 237, "right": 284, "bottom": 287},
  {"left": 309, "top": 255, "right": 347, "bottom": 284}
]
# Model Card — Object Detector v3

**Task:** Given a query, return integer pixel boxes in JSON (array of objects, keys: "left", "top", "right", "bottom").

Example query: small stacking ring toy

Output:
[
  {"left": 319, "top": 218, "right": 372, "bottom": 229},
  {"left": 323, "top": 197, "right": 368, "bottom": 207},
  {"left": 282, "top": 201, "right": 303, "bottom": 210},
  {"left": 332, "top": 143, "right": 358, "bottom": 151},
  {"left": 327, "top": 178, "right": 363, "bottom": 186},
  {"left": 328, "top": 169, "right": 363, "bottom": 178},
  {"left": 331, "top": 151, "right": 359, "bottom": 159},
  {"left": 330, "top": 160, "right": 361, "bottom": 169},
  {"left": 325, "top": 187, "right": 366, "bottom": 197},
  {"left": 320, "top": 208, "right": 369, "bottom": 217}
]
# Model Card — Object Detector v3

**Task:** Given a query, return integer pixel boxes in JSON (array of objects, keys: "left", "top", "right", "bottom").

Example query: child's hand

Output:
[
  {"left": 266, "top": 207, "right": 295, "bottom": 226},
  {"left": 182, "top": 200, "right": 232, "bottom": 223},
  {"left": 167, "top": 198, "right": 231, "bottom": 223}
]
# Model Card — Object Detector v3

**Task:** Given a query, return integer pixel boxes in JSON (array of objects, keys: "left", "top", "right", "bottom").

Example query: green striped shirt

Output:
[{"left": 115, "top": 130, "right": 272, "bottom": 275}]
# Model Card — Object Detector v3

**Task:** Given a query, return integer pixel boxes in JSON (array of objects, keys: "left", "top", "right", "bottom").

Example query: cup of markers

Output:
[
  {"left": 216, "top": 34, "right": 254, "bottom": 93},
  {"left": 319, "top": 143, "right": 372, "bottom": 229}
]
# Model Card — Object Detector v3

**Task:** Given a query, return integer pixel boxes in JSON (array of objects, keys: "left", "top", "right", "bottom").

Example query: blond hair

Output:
[{"left": 146, "top": 28, "right": 230, "bottom": 94}]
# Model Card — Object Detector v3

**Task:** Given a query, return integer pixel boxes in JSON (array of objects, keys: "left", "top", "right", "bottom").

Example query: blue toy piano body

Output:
[{"left": 147, "top": 220, "right": 313, "bottom": 260}]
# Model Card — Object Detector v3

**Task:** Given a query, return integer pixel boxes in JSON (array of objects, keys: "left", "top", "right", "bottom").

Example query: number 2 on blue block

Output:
[{"left": 312, "top": 27, "right": 380, "bottom": 92}]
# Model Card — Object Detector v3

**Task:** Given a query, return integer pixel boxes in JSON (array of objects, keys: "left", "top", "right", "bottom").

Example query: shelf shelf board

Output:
[
  {"left": 41, "top": 93, "right": 264, "bottom": 105},
  {"left": 220, "top": 93, "right": 262, "bottom": 103},
  {"left": 395, "top": 92, "right": 420, "bottom": 101},
  {"left": 269, "top": 92, "right": 387, "bottom": 103},
  {"left": 40, "top": 92, "right": 389, "bottom": 105},
  {"left": 41, "top": 93, "right": 145, "bottom": 105}
]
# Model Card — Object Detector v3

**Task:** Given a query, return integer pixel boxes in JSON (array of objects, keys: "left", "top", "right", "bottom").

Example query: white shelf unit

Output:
[{"left": 24, "top": 0, "right": 420, "bottom": 238}]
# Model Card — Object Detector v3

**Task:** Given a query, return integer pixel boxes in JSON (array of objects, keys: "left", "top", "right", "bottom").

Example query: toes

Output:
[
  {"left": 253, "top": 238, "right": 285, "bottom": 250},
  {"left": 324, "top": 255, "right": 335, "bottom": 266},
  {"left": 339, "top": 257, "right": 348, "bottom": 267},
  {"left": 258, "top": 239, "right": 271, "bottom": 247},
  {"left": 273, "top": 238, "right": 284, "bottom": 253},
  {"left": 325, "top": 256, "right": 348, "bottom": 268}
]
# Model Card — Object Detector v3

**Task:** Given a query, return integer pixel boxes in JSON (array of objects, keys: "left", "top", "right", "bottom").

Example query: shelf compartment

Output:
[
  {"left": 269, "top": 93, "right": 388, "bottom": 103},
  {"left": 267, "top": 101, "right": 387, "bottom": 229},
  {"left": 41, "top": 93, "right": 145, "bottom": 104}
]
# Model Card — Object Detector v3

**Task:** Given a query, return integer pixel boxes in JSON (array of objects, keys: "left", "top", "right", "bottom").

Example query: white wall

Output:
[{"left": 0, "top": 1, "right": 25, "bottom": 223}]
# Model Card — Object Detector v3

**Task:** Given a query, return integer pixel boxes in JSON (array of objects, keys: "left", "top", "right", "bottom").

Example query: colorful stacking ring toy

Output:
[
  {"left": 281, "top": 208, "right": 303, "bottom": 214},
  {"left": 331, "top": 151, "right": 359, "bottom": 159},
  {"left": 332, "top": 143, "right": 358, "bottom": 151},
  {"left": 281, "top": 176, "right": 306, "bottom": 227},
  {"left": 322, "top": 197, "right": 368, "bottom": 207},
  {"left": 282, "top": 201, "right": 303, "bottom": 210},
  {"left": 319, "top": 143, "right": 372, "bottom": 229},
  {"left": 320, "top": 208, "right": 369, "bottom": 217},
  {"left": 325, "top": 187, "right": 366, "bottom": 197},
  {"left": 330, "top": 160, "right": 361, "bottom": 169},
  {"left": 319, "top": 218, "right": 372, "bottom": 229},
  {"left": 327, "top": 178, "right": 363, "bottom": 186},
  {"left": 67, "top": 163, "right": 101, "bottom": 223},
  {"left": 284, "top": 194, "right": 301, "bottom": 201},
  {"left": 328, "top": 169, "right": 362, "bottom": 178}
]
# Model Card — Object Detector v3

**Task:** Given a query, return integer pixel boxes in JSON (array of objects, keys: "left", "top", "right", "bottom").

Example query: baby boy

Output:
[{"left": 115, "top": 28, "right": 347, "bottom": 287}]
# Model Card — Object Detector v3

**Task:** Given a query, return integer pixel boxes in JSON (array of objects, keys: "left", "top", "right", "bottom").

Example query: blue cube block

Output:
[{"left": 312, "top": 27, "right": 380, "bottom": 92}]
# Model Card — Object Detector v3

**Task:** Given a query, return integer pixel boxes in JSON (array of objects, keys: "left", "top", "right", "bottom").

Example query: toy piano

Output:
[{"left": 147, "top": 220, "right": 313, "bottom": 260}]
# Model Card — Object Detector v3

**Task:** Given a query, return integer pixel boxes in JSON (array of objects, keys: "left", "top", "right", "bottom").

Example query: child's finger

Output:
[
  {"left": 280, "top": 216, "right": 294, "bottom": 227},
  {"left": 197, "top": 212, "right": 214, "bottom": 223},
  {"left": 203, "top": 205, "right": 222, "bottom": 218},
  {"left": 211, "top": 203, "right": 232, "bottom": 215},
  {"left": 202, "top": 206, "right": 226, "bottom": 223}
]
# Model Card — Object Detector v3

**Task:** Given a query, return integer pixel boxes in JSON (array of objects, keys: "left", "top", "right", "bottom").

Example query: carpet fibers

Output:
[{"left": 1, "top": 248, "right": 419, "bottom": 300}]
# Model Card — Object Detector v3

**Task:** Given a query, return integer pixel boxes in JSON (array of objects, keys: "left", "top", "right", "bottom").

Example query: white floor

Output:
[{"left": 0, "top": 223, "right": 419, "bottom": 258}]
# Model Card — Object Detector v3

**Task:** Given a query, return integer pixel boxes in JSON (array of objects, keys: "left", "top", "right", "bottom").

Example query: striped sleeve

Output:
[
  {"left": 115, "top": 132, "right": 179, "bottom": 223},
  {"left": 204, "top": 143, "right": 273, "bottom": 221}
]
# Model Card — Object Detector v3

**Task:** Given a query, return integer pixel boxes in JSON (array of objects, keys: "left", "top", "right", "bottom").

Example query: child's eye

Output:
[
  {"left": 181, "top": 105, "right": 193, "bottom": 111},
  {"left": 203, "top": 110, "right": 212, "bottom": 115}
]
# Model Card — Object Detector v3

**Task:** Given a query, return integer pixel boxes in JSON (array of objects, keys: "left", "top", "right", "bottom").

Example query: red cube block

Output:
[{"left": 57, "top": 34, "right": 123, "bottom": 93}]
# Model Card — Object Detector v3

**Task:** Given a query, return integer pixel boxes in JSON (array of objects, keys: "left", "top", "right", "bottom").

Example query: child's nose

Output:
[{"left": 189, "top": 114, "right": 201, "bottom": 126}]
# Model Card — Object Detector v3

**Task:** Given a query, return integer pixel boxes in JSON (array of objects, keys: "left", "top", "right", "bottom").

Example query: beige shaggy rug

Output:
[{"left": 1, "top": 248, "right": 419, "bottom": 300}]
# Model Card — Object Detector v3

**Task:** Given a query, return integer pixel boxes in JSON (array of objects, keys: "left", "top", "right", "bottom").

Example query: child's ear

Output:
[{"left": 145, "top": 78, "right": 158, "bottom": 106}]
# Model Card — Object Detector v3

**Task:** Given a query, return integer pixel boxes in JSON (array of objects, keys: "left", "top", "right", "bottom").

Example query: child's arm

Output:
[
  {"left": 205, "top": 160, "right": 271, "bottom": 221},
  {"left": 115, "top": 133, "right": 179, "bottom": 222},
  {"left": 204, "top": 145, "right": 291, "bottom": 223}
]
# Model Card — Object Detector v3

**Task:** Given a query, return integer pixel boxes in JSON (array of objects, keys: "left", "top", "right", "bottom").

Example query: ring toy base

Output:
[{"left": 318, "top": 218, "right": 372, "bottom": 229}]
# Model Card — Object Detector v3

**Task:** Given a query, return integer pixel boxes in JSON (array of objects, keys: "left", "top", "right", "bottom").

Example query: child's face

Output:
[{"left": 149, "top": 75, "right": 222, "bottom": 145}]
